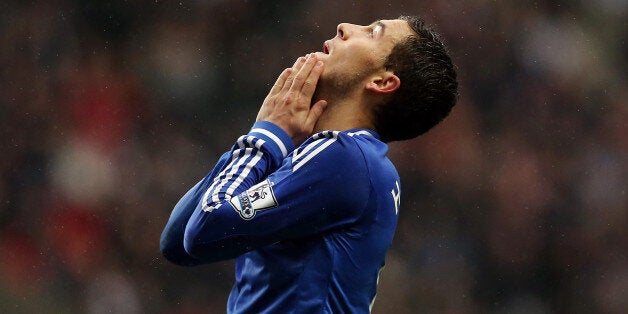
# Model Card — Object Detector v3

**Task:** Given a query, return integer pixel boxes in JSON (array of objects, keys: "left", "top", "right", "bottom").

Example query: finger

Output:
[
  {"left": 305, "top": 99, "right": 328, "bottom": 127},
  {"left": 292, "top": 55, "right": 307, "bottom": 71},
  {"left": 269, "top": 68, "right": 292, "bottom": 95},
  {"left": 291, "top": 54, "right": 311, "bottom": 76},
  {"left": 300, "top": 61, "right": 324, "bottom": 98},
  {"left": 290, "top": 55, "right": 318, "bottom": 92},
  {"left": 281, "top": 56, "right": 307, "bottom": 92}
]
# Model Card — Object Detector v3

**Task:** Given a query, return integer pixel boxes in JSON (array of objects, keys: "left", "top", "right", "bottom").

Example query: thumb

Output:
[{"left": 306, "top": 100, "right": 328, "bottom": 127}]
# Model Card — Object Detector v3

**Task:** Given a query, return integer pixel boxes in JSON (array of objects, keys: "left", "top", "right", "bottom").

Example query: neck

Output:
[{"left": 312, "top": 93, "right": 375, "bottom": 133}]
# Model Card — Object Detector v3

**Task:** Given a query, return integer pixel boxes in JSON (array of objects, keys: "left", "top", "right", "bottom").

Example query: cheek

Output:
[
  {"left": 326, "top": 54, "right": 365, "bottom": 73},
  {"left": 321, "top": 44, "right": 377, "bottom": 78},
  {"left": 345, "top": 48, "right": 377, "bottom": 68}
]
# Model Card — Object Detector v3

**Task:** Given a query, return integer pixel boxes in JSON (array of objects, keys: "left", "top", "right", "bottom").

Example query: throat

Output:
[{"left": 312, "top": 98, "right": 374, "bottom": 133}]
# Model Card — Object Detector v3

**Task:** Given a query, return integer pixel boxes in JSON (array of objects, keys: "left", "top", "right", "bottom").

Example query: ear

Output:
[{"left": 365, "top": 72, "right": 400, "bottom": 94}]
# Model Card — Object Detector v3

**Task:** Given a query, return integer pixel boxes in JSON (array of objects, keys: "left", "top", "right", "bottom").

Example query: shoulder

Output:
[
  {"left": 343, "top": 129, "right": 400, "bottom": 185},
  {"left": 290, "top": 131, "right": 372, "bottom": 214},
  {"left": 290, "top": 130, "right": 362, "bottom": 172}
]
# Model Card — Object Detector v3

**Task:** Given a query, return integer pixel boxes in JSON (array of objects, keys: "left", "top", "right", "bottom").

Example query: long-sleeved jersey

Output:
[{"left": 161, "top": 121, "right": 401, "bottom": 313}]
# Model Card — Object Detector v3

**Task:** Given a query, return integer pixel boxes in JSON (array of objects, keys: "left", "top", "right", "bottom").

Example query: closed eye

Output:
[{"left": 370, "top": 21, "right": 385, "bottom": 39}]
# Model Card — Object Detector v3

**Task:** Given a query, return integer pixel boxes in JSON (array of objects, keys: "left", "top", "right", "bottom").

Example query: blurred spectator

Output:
[{"left": 0, "top": 0, "right": 625, "bottom": 313}]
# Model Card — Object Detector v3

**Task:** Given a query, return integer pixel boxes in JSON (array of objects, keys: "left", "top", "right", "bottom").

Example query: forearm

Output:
[
  {"left": 184, "top": 121, "right": 294, "bottom": 262},
  {"left": 197, "top": 121, "right": 293, "bottom": 213},
  {"left": 183, "top": 130, "right": 371, "bottom": 264}
]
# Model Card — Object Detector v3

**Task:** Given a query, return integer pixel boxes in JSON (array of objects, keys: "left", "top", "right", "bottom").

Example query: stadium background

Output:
[{"left": 1, "top": 0, "right": 626, "bottom": 313}]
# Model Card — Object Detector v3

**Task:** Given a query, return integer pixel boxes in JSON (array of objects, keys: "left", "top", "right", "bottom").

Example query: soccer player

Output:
[{"left": 160, "top": 16, "right": 457, "bottom": 313}]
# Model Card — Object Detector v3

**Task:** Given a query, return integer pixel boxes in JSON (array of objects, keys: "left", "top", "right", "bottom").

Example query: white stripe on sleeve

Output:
[
  {"left": 201, "top": 150, "right": 242, "bottom": 211},
  {"left": 201, "top": 137, "right": 267, "bottom": 212},
  {"left": 210, "top": 148, "right": 254, "bottom": 204},
  {"left": 250, "top": 128, "right": 288, "bottom": 157},
  {"left": 225, "top": 150, "right": 263, "bottom": 196}
]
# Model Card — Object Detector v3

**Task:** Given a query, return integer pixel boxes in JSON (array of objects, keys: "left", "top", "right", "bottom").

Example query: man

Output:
[{"left": 161, "top": 15, "right": 457, "bottom": 313}]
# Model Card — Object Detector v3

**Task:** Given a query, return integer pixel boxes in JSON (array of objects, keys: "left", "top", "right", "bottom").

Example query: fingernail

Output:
[{"left": 316, "top": 61, "right": 323, "bottom": 67}]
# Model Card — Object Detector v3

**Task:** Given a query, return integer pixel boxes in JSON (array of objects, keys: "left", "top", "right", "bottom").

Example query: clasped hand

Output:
[{"left": 256, "top": 54, "right": 327, "bottom": 146}]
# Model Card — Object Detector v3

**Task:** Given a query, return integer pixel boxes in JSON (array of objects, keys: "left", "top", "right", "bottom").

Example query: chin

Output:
[{"left": 313, "top": 51, "right": 328, "bottom": 60}]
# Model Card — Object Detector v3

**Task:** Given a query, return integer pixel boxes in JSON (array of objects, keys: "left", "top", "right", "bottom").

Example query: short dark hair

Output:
[{"left": 373, "top": 15, "right": 458, "bottom": 142}]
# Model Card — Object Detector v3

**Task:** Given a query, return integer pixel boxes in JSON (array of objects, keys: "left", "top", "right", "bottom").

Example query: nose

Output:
[{"left": 336, "top": 23, "right": 349, "bottom": 40}]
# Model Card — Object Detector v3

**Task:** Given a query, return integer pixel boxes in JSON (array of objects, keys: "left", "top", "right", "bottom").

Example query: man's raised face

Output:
[{"left": 313, "top": 19, "right": 414, "bottom": 87}]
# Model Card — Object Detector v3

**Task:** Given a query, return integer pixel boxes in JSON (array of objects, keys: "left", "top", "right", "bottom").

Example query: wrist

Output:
[{"left": 249, "top": 121, "right": 295, "bottom": 158}]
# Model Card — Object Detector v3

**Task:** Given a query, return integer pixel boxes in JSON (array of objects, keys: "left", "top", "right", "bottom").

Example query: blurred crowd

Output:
[{"left": 1, "top": 0, "right": 626, "bottom": 313}]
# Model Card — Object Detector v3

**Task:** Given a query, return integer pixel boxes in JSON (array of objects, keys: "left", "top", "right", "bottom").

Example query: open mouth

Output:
[{"left": 323, "top": 41, "right": 330, "bottom": 54}]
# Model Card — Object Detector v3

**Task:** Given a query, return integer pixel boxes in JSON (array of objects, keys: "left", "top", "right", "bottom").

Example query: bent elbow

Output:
[
  {"left": 184, "top": 226, "right": 237, "bottom": 264},
  {"left": 183, "top": 231, "right": 200, "bottom": 259},
  {"left": 184, "top": 202, "right": 257, "bottom": 263},
  {"left": 160, "top": 230, "right": 201, "bottom": 267},
  {"left": 183, "top": 231, "right": 218, "bottom": 263}
]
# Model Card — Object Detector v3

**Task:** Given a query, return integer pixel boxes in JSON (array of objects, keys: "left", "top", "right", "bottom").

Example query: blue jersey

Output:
[{"left": 161, "top": 121, "right": 401, "bottom": 313}]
